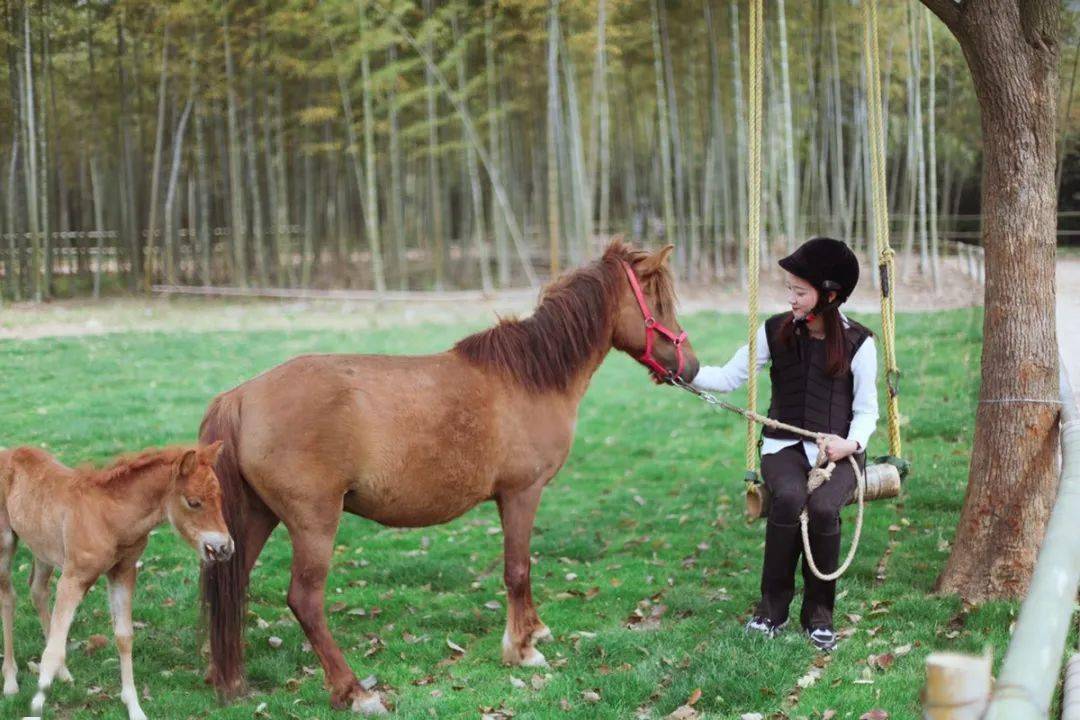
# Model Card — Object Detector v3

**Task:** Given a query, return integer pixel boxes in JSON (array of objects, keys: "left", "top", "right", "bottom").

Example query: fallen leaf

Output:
[
  {"left": 85, "top": 634, "right": 109, "bottom": 654},
  {"left": 446, "top": 637, "right": 466, "bottom": 654},
  {"left": 268, "top": 636, "right": 283, "bottom": 649},
  {"left": 823, "top": 711, "right": 837, "bottom": 720},
  {"left": 740, "top": 714, "right": 764, "bottom": 720},
  {"left": 582, "top": 690, "right": 601, "bottom": 703},
  {"left": 860, "top": 711, "right": 889, "bottom": 720},
  {"left": 687, "top": 687, "right": 701, "bottom": 706},
  {"left": 796, "top": 667, "right": 822, "bottom": 688},
  {"left": 509, "top": 676, "right": 526, "bottom": 689},
  {"left": 869, "top": 653, "right": 895, "bottom": 671},
  {"left": 665, "top": 706, "right": 699, "bottom": 720}
]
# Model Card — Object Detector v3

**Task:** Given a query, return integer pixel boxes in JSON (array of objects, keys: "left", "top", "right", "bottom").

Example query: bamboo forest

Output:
[{"left": 0, "top": 1, "right": 1077, "bottom": 300}]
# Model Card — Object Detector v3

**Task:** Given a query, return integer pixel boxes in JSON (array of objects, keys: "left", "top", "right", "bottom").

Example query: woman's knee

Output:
[
  {"left": 769, "top": 487, "right": 807, "bottom": 525},
  {"left": 805, "top": 494, "right": 842, "bottom": 534}
]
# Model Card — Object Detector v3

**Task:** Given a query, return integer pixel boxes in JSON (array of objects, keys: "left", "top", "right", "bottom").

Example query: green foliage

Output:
[{"left": 0, "top": 308, "right": 1029, "bottom": 719}]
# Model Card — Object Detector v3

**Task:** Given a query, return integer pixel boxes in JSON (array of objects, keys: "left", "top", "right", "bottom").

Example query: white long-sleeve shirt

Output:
[{"left": 691, "top": 315, "right": 879, "bottom": 463}]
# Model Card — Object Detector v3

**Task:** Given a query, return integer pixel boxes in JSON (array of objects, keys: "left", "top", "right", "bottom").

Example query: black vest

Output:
[{"left": 763, "top": 312, "right": 872, "bottom": 441}]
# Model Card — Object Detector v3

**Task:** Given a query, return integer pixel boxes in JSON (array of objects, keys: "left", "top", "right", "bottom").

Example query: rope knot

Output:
[{"left": 807, "top": 466, "right": 833, "bottom": 493}]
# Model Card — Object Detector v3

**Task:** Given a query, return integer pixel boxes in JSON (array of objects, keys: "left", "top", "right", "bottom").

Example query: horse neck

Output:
[{"left": 99, "top": 462, "right": 174, "bottom": 537}]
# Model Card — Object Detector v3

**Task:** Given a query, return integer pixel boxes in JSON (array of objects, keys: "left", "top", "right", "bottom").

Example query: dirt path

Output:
[
  {"left": 1, "top": 255, "right": 1074, "bottom": 403},
  {"left": 0, "top": 255, "right": 984, "bottom": 341}
]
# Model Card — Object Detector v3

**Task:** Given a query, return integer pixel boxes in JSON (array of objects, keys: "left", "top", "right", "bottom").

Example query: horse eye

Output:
[{"left": 184, "top": 497, "right": 202, "bottom": 510}]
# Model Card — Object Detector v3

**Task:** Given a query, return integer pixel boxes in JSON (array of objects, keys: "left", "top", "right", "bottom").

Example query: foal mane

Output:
[
  {"left": 81, "top": 446, "right": 188, "bottom": 487},
  {"left": 453, "top": 240, "right": 677, "bottom": 393}
]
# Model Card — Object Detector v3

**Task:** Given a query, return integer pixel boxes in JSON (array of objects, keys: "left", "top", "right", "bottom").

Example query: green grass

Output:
[{"left": 0, "top": 307, "right": 1013, "bottom": 719}]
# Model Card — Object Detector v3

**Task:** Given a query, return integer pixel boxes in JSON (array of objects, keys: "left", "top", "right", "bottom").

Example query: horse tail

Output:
[{"left": 199, "top": 390, "right": 249, "bottom": 699}]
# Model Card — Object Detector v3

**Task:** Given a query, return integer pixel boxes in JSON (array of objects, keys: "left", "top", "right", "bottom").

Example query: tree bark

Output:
[{"left": 924, "top": 0, "right": 1061, "bottom": 601}]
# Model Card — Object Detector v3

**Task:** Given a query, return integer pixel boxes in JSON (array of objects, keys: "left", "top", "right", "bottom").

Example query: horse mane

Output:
[
  {"left": 80, "top": 446, "right": 189, "bottom": 487},
  {"left": 452, "top": 239, "right": 677, "bottom": 393}
]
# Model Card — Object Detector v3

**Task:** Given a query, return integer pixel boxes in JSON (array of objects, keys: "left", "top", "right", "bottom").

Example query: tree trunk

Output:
[
  {"left": 925, "top": 8, "right": 940, "bottom": 289},
  {"left": 651, "top": 0, "right": 675, "bottom": 264},
  {"left": 776, "top": 0, "right": 798, "bottom": 249},
  {"left": 222, "top": 10, "right": 247, "bottom": 287},
  {"left": 359, "top": 6, "right": 386, "bottom": 293},
  {"left": 546, "top": 0, "right": 562, "bottom": 275},
  {"left": 388, "top": 44, "right": 407, "bottom": 290},
  {"left": 922, "top": 0, "right": 1061, "bottom": 601},
  {"left": 163, "top": 99, "right": 193, "bottom": 286},
  {"left": 144, "top": 25, "right": 169, "bottom": 291},
  {"left": 22, "top": 3, "right": 42, "bottom": 302},
  {"left": 484, "top": 1, "right": 509, "bottom": 286},
  {"left": 730, "top": 1, "right": 747, "bottom": 286},
  {"left": 423, "top": 0, "right": 444, "bottom": 289}
]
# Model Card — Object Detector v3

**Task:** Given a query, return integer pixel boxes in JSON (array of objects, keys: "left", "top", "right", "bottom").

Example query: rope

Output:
[
  {"left": 675, "top": 379, "right": 865, "bottom": 582},
  {"left": 863, "top": 0, "right": 903, "bottom": 459},
  {"left": 744, "top": 0, "right": 764, "bottom": 476}
]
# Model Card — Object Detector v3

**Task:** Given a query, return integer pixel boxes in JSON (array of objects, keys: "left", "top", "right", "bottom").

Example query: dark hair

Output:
[{"left": 776, "top": 306, "right": 850, "bottom": 377}]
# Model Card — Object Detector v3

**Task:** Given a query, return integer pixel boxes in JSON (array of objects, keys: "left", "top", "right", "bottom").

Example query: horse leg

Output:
[
  {"left": 285, "top": 510, "right": 387, "bottom": 715},
  {"left": 107, "top": 561, "right": 147, "bottom": 720},
  {"left": 29, "top": 559, "right": 71, "bottom": 683},
  {"left": 31, "top": 570, "right": 92, "bottom": 716},
  {"left": 497, "top": 481, "right": 550, "bottom": 666},
  {"left": 0, "top": 521, "right": 17, "bottom": 695}
]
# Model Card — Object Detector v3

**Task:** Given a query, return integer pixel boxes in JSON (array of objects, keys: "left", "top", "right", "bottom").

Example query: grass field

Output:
[{"left": 0, "top": 307, "right": 1018, "bottom": 719}]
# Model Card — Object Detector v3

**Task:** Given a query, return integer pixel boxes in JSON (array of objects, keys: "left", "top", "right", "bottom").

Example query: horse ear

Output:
[
  {"left": 177, "top": 449, "right": 199, "bottom": 478},
  {"left": 637, "top": 244, "right": 675, "bottom": 276},
  {"left": 201, "top": 440, "right": 224, "bottom": 464}
]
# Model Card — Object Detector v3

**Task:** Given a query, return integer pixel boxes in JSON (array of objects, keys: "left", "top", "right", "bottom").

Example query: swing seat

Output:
[{"left": 744, "top": 459, "right": 906, "bottom": 521}]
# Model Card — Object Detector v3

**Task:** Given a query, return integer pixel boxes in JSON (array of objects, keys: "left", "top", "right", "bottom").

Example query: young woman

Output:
[{"left": 691, "top": 237, "right": 878, "bottom": 651}]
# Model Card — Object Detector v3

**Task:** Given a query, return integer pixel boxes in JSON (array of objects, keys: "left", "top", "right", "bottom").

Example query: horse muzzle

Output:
[{"left": 200, "top": 533, "right": 235, "bottom": 563}]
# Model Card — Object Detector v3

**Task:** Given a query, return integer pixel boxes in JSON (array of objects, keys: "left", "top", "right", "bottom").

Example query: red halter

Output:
[{"left": 620, "top": 260, "right": 688, "bottom": 380}]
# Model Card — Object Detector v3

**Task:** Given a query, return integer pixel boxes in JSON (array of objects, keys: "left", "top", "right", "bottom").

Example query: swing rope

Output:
[
  {"left": 744, "top": 0, "right": 765, "bottom": 481},
  {"left": 725, "top": 0, "right": 902, "bottom": 581},
  {"left": 863, "top": 0, "right": 903, "bottom": 459}
]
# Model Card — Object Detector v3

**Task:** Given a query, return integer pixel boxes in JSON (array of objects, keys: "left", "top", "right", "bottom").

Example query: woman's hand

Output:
[{"left": 822, "top": 435, "right": 859, "bottom": 463}]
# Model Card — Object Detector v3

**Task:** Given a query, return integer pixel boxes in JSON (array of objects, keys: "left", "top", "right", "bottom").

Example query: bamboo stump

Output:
[{"left": 922, "top": 651, "right": 991, "bottom": 719}]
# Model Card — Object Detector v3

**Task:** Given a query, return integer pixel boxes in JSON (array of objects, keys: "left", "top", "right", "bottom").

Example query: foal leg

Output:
[
  {"left": 29, "top": 560, "right": 72, "bottom": 683},
  {"left": 107, "top": 561, "right": 147, "bottom": 720},
  {"left": 497, "top": 481, "right": 550, "bottom": 666},
  {"left": 0, "top": 523, "right": 17, "bottom": 695},
  {"left": 285, "top": 510, "right": 387, "bottom": 715},
  {"left": 31, "top": 571, "right": 93, "bottom": 716}
]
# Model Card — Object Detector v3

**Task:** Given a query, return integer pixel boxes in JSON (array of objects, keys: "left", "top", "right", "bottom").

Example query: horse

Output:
[
  {"left": 200, "top": 240, "right": 699, "bottom": 714},
  {"left": 0, "top": 442, "right": 234, "bottom": 720}
]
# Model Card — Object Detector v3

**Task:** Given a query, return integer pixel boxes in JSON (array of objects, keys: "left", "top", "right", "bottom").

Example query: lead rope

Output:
[{"left": 673, "top": 378, "right": 865, "bottom": 582}]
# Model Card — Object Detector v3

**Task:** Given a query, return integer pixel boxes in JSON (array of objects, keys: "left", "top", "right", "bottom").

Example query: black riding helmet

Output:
[{"left": 778, "top": 237, "right": 860, "bottom": 312}]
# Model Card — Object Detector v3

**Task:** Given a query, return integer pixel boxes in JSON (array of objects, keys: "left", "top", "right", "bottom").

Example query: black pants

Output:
[{"left": 756, "top": 444, "right": 861, "bottom": 629}]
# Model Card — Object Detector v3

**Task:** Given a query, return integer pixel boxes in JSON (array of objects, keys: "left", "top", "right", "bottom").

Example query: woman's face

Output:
[{"left": 783, "top": 271, "right": 819, "bottom": 320}]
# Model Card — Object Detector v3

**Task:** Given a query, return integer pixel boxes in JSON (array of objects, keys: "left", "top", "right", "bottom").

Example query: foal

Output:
[{"left": 0, "top": 441, "right": 233, "bottom": 720}]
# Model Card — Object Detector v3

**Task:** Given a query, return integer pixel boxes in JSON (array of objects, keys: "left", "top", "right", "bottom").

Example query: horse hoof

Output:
[
  {"left": 531, "top": 625, "right": 553, "bottom": 643},
  {"left": 58, "top": 666, "right": 73, "bottom": 683},
  {"left": 351, "top": 691, "right": 389, "bottom": 716},
  {"left": 31, "top": 691, "right": 46, "bottom": 714},
  {"left": 519, "top": 646, "right": 548, "bottom": 667}
]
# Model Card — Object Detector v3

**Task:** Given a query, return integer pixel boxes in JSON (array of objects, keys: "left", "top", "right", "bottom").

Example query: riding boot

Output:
[
  {"left": 800, "top": 528, "right": 842, "bottom": 630},
  {"left": 755, "top": 521, "right": 802, "bottom": 626}
]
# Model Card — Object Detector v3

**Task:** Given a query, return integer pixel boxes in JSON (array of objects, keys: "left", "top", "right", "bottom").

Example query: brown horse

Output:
[
  {"left": 200, "top": 240, "right": 698, "bottom": 714},
  {"left": 0, "top": 442, "right": 233, "bottom": 720}
]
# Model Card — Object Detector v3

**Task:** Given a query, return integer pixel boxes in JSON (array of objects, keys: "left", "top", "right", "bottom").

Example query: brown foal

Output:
[
  {"left": 200, "top": 240, "right": 699, "bottom": 714},
  {"left": 0, "top": 442, "right": 233, "bottom": 720}
]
